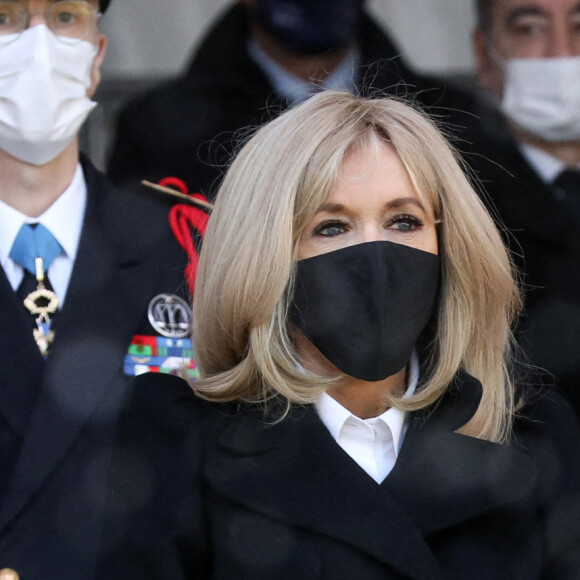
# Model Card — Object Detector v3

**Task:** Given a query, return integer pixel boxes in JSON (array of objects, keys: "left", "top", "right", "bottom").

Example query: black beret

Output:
[{"left": 99, "top": 0, "right": 111, "bottom": 12}]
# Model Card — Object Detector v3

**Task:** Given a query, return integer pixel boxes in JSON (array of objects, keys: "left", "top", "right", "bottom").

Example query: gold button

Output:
[{"left": 0, "top": 569, "right": 20, "bottom": 580}]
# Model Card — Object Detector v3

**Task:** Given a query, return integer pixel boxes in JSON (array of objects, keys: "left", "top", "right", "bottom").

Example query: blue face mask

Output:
[{"left": 253, "top": 0, "right": 365, "bottom": 55}]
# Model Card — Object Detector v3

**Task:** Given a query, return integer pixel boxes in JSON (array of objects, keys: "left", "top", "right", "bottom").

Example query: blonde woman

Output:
[{"left": 99, "top": 91, "right": 580, "bottom": 579}]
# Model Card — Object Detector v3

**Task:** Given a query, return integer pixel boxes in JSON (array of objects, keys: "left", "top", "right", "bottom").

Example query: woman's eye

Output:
[
  {"left": 313, "top": 221, "right": 348, "bottom": 237},
  {"left": 388, "top": 214, "right": 424, "bottom": 232}
]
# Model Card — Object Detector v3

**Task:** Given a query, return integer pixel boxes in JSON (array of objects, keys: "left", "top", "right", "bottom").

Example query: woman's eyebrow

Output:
[
  {"left": 387, "top": 197, "right": 425, "bottom": 210},
  {"left": 316, "top": 202, "right": 346, "bottom": 213},
  {"left": 316, "top": 198, "right": 424, "bottom": 213}
]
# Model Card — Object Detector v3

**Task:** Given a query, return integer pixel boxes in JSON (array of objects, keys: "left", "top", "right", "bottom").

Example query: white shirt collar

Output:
[
  {"left": 0, "top": 163, "right": 86, "bottom": 268},
  {"left": 247, "top": 39, "right": 361, "bottom": 105},
  {"left": 518, "top": 143, "right": 580, "bottom": 184},
  {"left": 315, "top": 350, "right": 419, "bottom": 456},
  {"left": 0, "top": 200, "right": 26, "bottom": 268}
]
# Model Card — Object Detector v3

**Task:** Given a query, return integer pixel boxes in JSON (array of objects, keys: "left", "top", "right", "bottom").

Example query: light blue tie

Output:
[{"left": 9, "top": 223, "right": 63, "bottom": 275}]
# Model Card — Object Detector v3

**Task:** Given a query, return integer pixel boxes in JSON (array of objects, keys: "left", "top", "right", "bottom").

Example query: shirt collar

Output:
[
  {"left": 0, "top": 163, "right": 87, "bottom": 268},
  {"left": 518, "top": 143, "right": 580, "bottom": 184},
  {"left": 315, "top": 351, "right": 419, "bottom": 452},
  {"left": 247, "top": 39, "right": 361, "bottom": 105}
]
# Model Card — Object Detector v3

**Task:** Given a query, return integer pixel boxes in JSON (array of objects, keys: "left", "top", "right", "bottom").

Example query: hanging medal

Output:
[{"left": 22, "top": 257, "right": 59, "bottom": 357}]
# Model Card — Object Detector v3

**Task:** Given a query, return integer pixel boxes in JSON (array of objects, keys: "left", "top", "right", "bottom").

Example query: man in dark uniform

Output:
[
  {"left": 108, "top": 0, "right": 478, "bottom": 199},
  {"left": 465, "top": 0, "right": 580, "bottom": 417},
  {"left": 0, "top": 2, "right": 191, "bottom": 578}
]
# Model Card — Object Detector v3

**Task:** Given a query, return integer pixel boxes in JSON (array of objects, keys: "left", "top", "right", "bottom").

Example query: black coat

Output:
[
  {"left": 0, "top": 160, "right": 188, "bottom": 579},
  {"left": 462, "top": 106, "right": 580, "bottom": 420},
  {"left": 107, "top": 4, "right": 477, "bottom": 199},
  {"left": 98, "top": 371, "right": 580, "bottom": 579}
]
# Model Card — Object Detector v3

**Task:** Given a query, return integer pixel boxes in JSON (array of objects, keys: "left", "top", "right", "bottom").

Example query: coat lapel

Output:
[
  {"left": 206, "top": 404, "right": 445, "bottom": 579},
  {"left": 206, "top": 373, "right": 537, "bottom": 578},
  {"left": 470, "top": 118, "right": 580, "bottom": 253},
  {"left": 0, "top": 165, "right": 167, "bottom": 531},
  {"left": 385, "top": 374, "right": 537, "bottom": 534}
]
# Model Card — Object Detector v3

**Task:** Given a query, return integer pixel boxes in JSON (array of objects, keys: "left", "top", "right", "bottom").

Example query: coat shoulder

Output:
[
  {"left": 101, "top": 372, "right": 211, "bottom": 579},
  {"left": 121, "top": 372, "right": 207, "bottom": 430},
  {"left": 514, "top": 386, "right": 580, "bottom": 496}
]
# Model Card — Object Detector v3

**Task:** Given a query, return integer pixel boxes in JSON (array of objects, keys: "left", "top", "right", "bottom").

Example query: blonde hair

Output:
[{"left": 192, "top": 90, "right": 521, "bottom": 443}]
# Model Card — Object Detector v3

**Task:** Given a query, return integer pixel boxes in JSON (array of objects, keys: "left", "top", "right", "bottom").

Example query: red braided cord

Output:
[{"left": 161, "top": 178, "right": 210, "bottom": 295}]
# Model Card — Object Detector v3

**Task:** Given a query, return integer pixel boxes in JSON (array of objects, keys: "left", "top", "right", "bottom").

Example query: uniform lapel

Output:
[
  {"left": 0, "top": 268, "right": 44, "bottom": 436},
  {"left": 206, "top": 373, "right": 537, "bottom": 579},
  {"left": 0, "top": 165, "right": 165, "bottom": 531}
]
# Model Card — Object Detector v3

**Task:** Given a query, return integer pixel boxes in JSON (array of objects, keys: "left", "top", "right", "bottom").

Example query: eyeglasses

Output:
[{"left": 0, "top": 1, "right": 100, "bottom": 43}]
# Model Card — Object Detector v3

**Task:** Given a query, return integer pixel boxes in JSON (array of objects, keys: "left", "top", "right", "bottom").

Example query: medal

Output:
[{"left": 23, "top": 257, "right": 59, "bottom": 356}]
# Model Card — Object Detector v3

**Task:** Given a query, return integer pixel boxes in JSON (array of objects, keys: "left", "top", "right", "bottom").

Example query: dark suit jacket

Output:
[
  {"left": 462, "top": 106, "right": 580, "bottom": 419},
  {"left": 98, "top": 371, "right": 580, "bottom": 579},
  {"left": 0, "top": 159, "right": 188, "bottom": 579},
  {"left": 107, "top": 4, "right": 477, "bottom": 199}
]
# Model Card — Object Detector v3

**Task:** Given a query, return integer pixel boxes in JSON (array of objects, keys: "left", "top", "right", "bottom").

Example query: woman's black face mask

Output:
[
  {"left": 253, "top": 0, "right": 365, "bottom": 55},
  {"left": 289, "top": 240, "right": 440, "bottom": 382}
]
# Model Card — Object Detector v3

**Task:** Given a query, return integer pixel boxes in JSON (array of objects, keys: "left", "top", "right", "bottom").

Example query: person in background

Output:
[
  {"left": 99, "top": 91, "right": 580, "bottom": 579},
  {"left": 107, "top": 0, "right": 477, "bottom": 199},
  {"left": 465, "top": 0, "right": 580, "bottom": 418},
  {"left": 0, "top": 2, "right": 189, "bottom": 578}
]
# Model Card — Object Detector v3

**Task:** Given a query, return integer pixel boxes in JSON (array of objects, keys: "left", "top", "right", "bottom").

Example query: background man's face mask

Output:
[
  {"left": 290, "top": 241, "right": 440, "bottom": 382},
  {"left": 0, "top": 24, "right": 97, "bottom": 165},
  {"left": 499, "top": 55, "right": 580, "bottom": 142},
  {"left": 253, "top": 0, "right": 365, "bottom": 55}
]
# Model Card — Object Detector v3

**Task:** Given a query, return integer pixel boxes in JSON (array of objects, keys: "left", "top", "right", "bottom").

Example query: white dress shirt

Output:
[
  {"left": 315, "top": 351, "right": 419, "bottom": 484},
  {"left": 519, "top": 143, "right": 580, "bottom": 189},
  {"left": 0, "top": 163, "right": 87, "bottom": 305},
  {"left": 247, "top": 39, "right": 361, "bottom": 105}
]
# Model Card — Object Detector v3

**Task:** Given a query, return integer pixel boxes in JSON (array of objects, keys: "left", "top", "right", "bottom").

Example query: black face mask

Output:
[
  {"left": 289, "top": 241, "right": 440, "bottom": 382},
  {"left": 253, "top": 0, "right": 365, "bottom": 56}
]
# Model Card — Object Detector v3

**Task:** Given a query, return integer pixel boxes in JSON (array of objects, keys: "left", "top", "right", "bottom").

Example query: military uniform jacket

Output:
[
  {"left": 0, "top": 159, "right": 188, "bottom": 579},
  {"left": 98, "top": 371, "right": 580, "bottom": 579}
]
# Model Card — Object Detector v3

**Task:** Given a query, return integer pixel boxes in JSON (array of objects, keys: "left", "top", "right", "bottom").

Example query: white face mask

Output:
[
  {"left": 501, "top": 56, "right": 580, "bottom": 142},
  {"left": 0, "top": 25, "right": 98, "bottom": 165}
]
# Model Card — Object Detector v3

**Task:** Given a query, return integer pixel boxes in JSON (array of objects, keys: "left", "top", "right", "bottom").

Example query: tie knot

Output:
[
  {"left": 9, "top": 223, "right": 63, "bottom": 275},
  {"left": 553, "top": 169, "right": 580, "bottom": 198}
]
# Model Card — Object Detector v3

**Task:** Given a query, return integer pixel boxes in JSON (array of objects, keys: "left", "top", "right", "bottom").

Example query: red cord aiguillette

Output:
[{"left": 160, "top": 177, "right": 210, "bottom": 295}]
